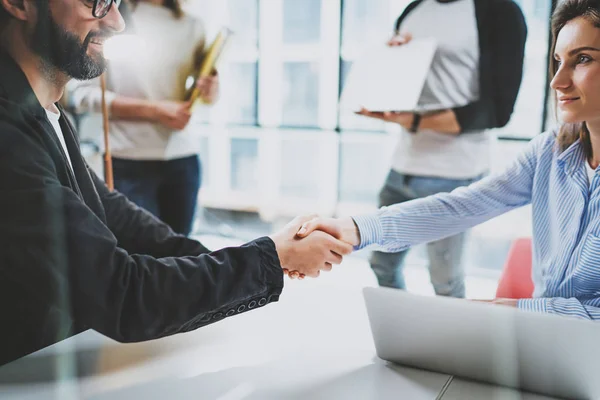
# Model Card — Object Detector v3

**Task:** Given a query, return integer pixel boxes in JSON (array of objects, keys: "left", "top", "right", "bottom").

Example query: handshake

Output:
[{"left": 269, "top": 215, "right": 362, "bottom": 280}]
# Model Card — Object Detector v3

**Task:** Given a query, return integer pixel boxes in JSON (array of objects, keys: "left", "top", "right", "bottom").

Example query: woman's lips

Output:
[{"left": 558, "top": 97, "right": 580, "bottom": 106}]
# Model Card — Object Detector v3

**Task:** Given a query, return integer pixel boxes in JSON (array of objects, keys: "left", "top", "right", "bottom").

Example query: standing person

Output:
[
  {"left": 357, "top": 0, "right": 527, "bottom": 297},
  {"left": 0, "top": 0, "right": 351, "bottom": 366},
  {"left": 298, "top": 0, "right": 600, "bottom": 321},
  {"left": 70, "top": 0, "right": 217, "bottom": 236}
]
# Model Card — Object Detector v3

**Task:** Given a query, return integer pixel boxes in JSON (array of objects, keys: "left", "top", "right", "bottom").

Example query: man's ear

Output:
[{"left": 1, "top": 0, "right": 33, "bottom": 22}]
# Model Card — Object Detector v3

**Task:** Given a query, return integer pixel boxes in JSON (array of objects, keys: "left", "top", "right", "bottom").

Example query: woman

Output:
[
  {"left": 297, "top": 0, "right": 600, "bottom": 321},
  {"left": 70, "top": 0, "right": 218, "bottom": 236}
]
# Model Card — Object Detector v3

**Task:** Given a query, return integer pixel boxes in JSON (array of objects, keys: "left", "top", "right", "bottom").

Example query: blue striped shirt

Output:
[{"left": 354, "top": 130, "right": 600, "bottom": 320}]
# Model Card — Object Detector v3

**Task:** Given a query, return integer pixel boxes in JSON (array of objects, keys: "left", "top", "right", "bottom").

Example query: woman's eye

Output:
[{"left": 577, "top": 54, "right": 592, "bottom": 64}]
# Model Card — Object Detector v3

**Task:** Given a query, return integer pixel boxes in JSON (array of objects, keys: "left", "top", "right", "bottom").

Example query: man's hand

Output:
[
  {"left": 471, "top": 298, "right": 519, "bottom": 308},
  {"left": 269, "top": 215, "right": 353, "bottom": 280},
  {"left": 296, "top": 217, "right": 361, "bottom": 248},
  {"left": 355, "top": 108, "right": 413, "bottom": 130},
  {"left": 152, "top": 100, "right": 192, "bottom": 130},
  {"left": 387, "top": 32, "right": 412, "bottom": 47},
  {"left": 196, "top": 72, "right": 219, "bottom": 104}
]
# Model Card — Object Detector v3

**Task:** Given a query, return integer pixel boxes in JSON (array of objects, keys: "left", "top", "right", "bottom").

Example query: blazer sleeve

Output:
[
  {"left": 0, "top": 122, "right": 284, "bottom": 343},
  {"left": 90, "top": 170, "right": 211, "bottom": 258}
]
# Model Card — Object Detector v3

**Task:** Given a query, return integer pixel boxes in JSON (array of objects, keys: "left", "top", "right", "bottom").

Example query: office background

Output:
[{"left": 77, "top": 0, "right": 556, "bottom": 282}]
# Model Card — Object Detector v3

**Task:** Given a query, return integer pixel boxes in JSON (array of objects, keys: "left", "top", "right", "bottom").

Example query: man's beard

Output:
[{"left": 30, "top": 4, "right": 107, "bottom": 80}]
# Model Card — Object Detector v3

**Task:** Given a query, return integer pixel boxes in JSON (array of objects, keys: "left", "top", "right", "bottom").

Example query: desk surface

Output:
[{"left": 0, "top": 257, "right": 560, "bottom": 400}]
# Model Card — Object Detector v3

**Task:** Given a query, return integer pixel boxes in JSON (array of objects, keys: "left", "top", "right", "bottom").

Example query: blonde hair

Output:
[{"left": 130, "top": 0, "right": 185, "bottom": 19}]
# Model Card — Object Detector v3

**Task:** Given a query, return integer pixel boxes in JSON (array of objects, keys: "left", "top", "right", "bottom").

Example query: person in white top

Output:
[
  {"left": 69, "top": 0, "right": 218, "bottom": 236},
  {"left": 356, "top": 0, "right": 527, "bottom": 297}
]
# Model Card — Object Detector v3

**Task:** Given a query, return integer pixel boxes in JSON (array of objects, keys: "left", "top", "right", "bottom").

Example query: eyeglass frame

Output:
[{"left": 92, "top": 0, "right": 122, "bottom": 19}]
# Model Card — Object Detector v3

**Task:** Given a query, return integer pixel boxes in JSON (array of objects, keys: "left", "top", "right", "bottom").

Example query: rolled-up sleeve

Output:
[{"left": 67, "top": 78, "right": 117, "bottom": 115}]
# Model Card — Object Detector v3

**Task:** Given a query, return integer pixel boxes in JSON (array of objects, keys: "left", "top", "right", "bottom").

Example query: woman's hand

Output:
[
  {"left": 152, "top": 100, "right": 192, "bottom": 130},
  {"left": 471, "top": 298, "right": 519, "bottom": 307},
  {"left": 355, "top": 108, "right": 414, "bottom": 130},
  {"left": 387, "top": 32, "right": 412, "bottom": 47},
  {"left": 196, "top": 72, "right": 220, "bottom": 104}
]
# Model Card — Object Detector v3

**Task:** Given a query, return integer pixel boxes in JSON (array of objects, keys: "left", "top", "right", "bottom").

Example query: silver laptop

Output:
[{"left": 363, "top": 287, "right": 600, "bottom": 399}]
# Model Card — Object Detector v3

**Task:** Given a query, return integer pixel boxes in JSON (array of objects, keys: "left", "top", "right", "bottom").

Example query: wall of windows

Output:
[
  {"left": 182, "top": 0, "right": 554, "bottom": 218},
  {"left": 79, "top": 0, "right": 555, "bottom": 276},
  {"left": 503, "top": 0, "right": 554, "bottom": 138},
  {"left": 179, "top": 0, "right": 554, "bottom": 276}
]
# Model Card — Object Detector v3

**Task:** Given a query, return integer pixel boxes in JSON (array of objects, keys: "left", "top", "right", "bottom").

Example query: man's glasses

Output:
[{"left": 91, "top": 0, "right": 122, "bottom": 19}]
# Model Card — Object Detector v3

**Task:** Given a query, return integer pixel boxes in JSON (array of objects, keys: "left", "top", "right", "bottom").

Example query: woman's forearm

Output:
[
  {"left": 110, "top": 96, "right": 157, "bottom": 122},
  {"left": 419, "top": 110, "right": 461, "bottom": 135}
]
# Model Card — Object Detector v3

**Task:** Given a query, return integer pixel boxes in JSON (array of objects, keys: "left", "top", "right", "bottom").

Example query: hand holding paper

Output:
[
  {"left": 387, "top": 32, "right": 412, "bottom": 47},
  {"left": 356, "top": 108, "right": 414, "bottom": 130}
]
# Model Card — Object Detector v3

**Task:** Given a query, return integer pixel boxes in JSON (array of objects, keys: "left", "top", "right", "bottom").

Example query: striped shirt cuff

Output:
[
  {"left": 517, "top": 298, "right": 549, "bottom": 313},
  {"left": 352, "top": 214, "right": 383, "bottom": 250}
]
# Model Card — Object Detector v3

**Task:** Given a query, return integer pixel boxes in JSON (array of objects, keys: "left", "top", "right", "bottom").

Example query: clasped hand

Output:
[{"left": 270, "top": 216, "right": 360, "bottom": 280}]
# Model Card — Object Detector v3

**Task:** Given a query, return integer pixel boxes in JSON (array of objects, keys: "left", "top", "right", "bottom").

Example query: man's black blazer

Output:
[{"left": 0, "top": 52, "right": 283, "bottom": 366}]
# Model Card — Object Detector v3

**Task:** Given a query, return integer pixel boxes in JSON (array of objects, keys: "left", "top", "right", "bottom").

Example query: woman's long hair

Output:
[
  {"left": 130, "top": 0, "right": 185, "bottom": 19},
  {"left": 551, "top": 0, "right": 600, "bottom": 156}
]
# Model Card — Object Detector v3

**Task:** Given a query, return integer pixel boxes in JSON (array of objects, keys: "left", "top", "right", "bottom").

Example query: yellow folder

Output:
[{"left": 186, "top": 27, "right": 233, "bottom": 106}]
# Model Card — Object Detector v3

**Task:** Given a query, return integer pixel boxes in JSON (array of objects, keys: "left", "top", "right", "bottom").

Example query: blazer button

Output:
[
  {"left": 212, "top": 312, "right": 224, "bottom": 320},
  {"left": 237, "top": 305, "right": 246, "bottom": 313},
  {"left": 248, "top": 300, "right": 257, "bottom": 309},
  {"left": 200, "top": 314, "right": 212, "bottom": 323},
  {"left": 258, "top": 298, "right": 267, "bottom": 306},
  {"left": 226, "top": 309, "right": 236, "bottom": 317}
]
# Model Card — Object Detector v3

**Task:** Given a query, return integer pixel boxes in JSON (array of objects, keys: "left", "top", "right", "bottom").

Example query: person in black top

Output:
[{"left": 0, "top": 0, "right": 352, "bottom": 366}]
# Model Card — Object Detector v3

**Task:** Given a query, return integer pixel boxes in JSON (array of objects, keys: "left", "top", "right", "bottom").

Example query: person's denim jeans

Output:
[
  {"left": 369, "top": 170, "right": 482, "bottom": 298},
  {"left": 112, "top": 155, "right": 201, "bottom": 236}
]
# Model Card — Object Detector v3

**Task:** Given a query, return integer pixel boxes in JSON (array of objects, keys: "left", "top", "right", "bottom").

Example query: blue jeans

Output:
[
  {"left": 369, "top": 170, "right": 482, "bottom": 298},
  {"left": 112, "top": 155, "right": 201, "bottom": 236}
]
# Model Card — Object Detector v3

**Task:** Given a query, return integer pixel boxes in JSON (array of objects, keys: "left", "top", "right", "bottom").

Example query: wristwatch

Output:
[{"left": 409, "top": 113, "right": 422, "bottom": 133}]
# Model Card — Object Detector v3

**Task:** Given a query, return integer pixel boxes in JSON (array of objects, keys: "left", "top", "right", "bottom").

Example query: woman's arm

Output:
[
  {"left": 67, "top": 79, "right": 157, "bottom": 122},
  {"left": 353, "top": 133, "right": 549, "bottom": 252},
  {"left": 518, "top": 298, "right": 600, "bottom": 320}
]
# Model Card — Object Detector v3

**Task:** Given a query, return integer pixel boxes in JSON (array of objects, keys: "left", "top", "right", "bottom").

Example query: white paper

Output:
[{"left": 340, "top": 38, "right": 437, "bottom": 113}]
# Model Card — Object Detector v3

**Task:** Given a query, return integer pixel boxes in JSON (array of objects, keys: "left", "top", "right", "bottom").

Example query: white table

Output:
[
  {"left": 442, "top": 378, "right": 561, "bottom": 400},
  {"left": 0, "top": 258, "right": 560, "bottom": 400}
]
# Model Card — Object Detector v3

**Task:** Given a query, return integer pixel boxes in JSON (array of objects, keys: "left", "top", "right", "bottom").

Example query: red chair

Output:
[{"left": 495, "top": 238, "right": 534, "bottom": 299}]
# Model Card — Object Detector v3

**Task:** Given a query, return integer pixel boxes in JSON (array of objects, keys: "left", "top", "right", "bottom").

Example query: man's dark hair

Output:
[{"left": 0, "top": 4, "right": 10, "bottom": 28}]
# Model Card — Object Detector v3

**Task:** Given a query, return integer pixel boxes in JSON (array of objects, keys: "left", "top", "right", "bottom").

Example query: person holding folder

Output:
[
  {"left": 0, "top": 0, "right": 351, "bottom": 366},
  {"left": 357, "top": 0, "right": 527, "bottom": 297},
  {"left": 69, "top": 0, "right": 218, "bottom": 236}
]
